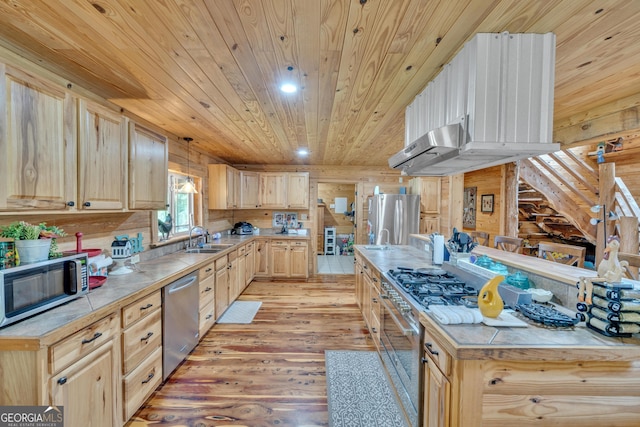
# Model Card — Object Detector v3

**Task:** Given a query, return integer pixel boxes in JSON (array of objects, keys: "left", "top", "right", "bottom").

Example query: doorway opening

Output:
[{"left": 317, "top": 182, "right": 356, "bottom": 274}]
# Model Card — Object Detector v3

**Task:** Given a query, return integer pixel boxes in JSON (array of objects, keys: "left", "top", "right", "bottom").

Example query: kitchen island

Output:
[{"left": 355, "top": 245, "right": 640, "bottom": 427}]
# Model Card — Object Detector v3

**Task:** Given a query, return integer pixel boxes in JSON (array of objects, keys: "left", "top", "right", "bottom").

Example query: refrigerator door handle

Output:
[{"left": 394, "top": 199, "right": 403, "bottom": 245}]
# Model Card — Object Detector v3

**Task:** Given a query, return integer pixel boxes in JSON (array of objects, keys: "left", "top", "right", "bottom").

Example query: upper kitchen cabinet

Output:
[
  {"left": 239, "top": 171, "right": 260, "bottom": 209},
  {"left": 286, "top": 172, "right": 309, "bottom": 209},
  {"left": 0, "top": 64, "right": 76, "bottom": 211},
  {"left": 409, "top": 177, "right": 440, "bottom": 214},
  {"left": 78, "top": 99, "right": 127, "bottom": 210},
  {"left": 128, "top": 122, "right": 168, "bottom": 210},
  {"left": 208, "top": 164, "right": 240, "bottom": 209},
  {"left": 259, "top": 173, "right": 287, "bottom": 209}
]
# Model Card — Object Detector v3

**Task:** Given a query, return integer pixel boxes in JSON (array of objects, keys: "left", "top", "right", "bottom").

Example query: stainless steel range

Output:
[{"left": 378, "top": 263, "right": 487, "bottom": 427}]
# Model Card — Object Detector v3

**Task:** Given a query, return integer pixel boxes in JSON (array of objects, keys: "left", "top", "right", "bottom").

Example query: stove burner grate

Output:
[{"left": 516, "top": 303, "right": 579, "bottom": 328}]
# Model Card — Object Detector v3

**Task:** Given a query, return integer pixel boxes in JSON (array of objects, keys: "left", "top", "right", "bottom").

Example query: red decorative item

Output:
[
  {"left": 89, "top": 276, "right": 107, "bottom": 289},
  {"left": 64, "top": 232, "right": 103, "bottom": 258}
]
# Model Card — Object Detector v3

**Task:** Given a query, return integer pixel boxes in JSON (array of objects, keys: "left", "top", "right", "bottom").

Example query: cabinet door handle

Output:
[
  {"left": 81, "top": 332, "right": 103, "bottom": 344},
  {"left": 140, "top": 332, "right": 153, "bottom": 342},
  {"left": 57, "top": 376, "right": 67, "bottom": 385},
  {"left": 421, "top": 357, "right": 429, "bottom": 364},
  {"left": 66, "top": 201, "right": 75, "bottom": 207},
  {"left": 205, "top": 287, "right": 212, "bottom": 292},
  {"left": 141, "top": 372, "right": 155, "bottom": 384},
  {"left": 206, "top": 314, "right": 213, "bottom": 320},
  {"left": 140, "top": 303, "right": 153, "bottom": 310},
  {"left": 83, "top": 201, "right": 91, "bottom": 207},
  {"left": 425, "top": 343, "right": 439, "bottom": 356},
  {"left": 372, "top": 298, "right": 378, "bottom": 303},
  {"left": 371, "top": 327, "right": 377, "bottom": 333},
  {"left": 205, "top": 267, "right": 213, "bottom": 273}
]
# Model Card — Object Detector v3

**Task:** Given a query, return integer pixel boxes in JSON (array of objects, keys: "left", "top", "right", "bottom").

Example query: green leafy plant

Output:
[{"left": 0, "top": 221, "right": 66, "bottom": 258}]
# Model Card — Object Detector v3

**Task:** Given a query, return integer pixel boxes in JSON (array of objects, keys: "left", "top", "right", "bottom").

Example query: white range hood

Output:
[{"left": 390, "top": 32, "right": 560, "bottom": 176}]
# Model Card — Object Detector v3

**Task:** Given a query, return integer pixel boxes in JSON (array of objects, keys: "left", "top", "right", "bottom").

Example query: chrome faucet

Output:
[
  {"left": 380, "top": 228, "right": 390, "bottom": 246},
  {"left": 189, "top": 225, "right": 206, "bottom": 248}
]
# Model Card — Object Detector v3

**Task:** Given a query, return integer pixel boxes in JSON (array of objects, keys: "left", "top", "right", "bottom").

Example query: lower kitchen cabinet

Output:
[
  {"left": 51, "top": 337, "right": 120, "bottom": 427},
  {"left": 254, "top": 239, "right": 270, "bottom": 277},
  {"left": 355, "top": 255, "right": 381, "bottom": 348},
  {"left": 50, "top": 312, "right": 122, "bottom": 427},
  {"left": 245, "top": 241, "right": 255, "bottom": 285},
  {"left": 215, "top": 255, "right": 230, "bottom": 319},
  {"left": 270, "top": 239, "right": 309, "bottom": 278},
  {"left": 422, "top": 329, "right": 450, "bottom": 427},
  {"left": 121, "top": 291, "right": 162, "bottom": 422},
  {"left": 198, "top": 259, "right": 216, "bottom": 338}
]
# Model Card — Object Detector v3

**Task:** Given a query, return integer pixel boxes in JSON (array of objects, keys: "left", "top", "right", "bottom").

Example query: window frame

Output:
[{"left": 151, "top": 170, "right": 202, "bottom": 246}]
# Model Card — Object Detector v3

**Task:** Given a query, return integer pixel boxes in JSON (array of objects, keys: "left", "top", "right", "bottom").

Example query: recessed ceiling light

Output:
[
  {"left": 297, "top": 148, "right": 309, "bottom": 156},
  {"left": 280, "top": 83, "right": 297, "bottom": 93}
]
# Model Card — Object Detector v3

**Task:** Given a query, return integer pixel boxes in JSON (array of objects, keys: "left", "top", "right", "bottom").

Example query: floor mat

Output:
[
  {"left": 325, "top": 350, "right": 408, "bottom": 427},
  {"left": 217, "top": 301, "right": 262, "bottom": 324}
]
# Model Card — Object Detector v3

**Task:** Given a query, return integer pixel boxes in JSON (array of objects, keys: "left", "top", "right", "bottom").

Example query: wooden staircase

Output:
[{"left": 520, "top": 147, "right": 640, "bottom": 250}]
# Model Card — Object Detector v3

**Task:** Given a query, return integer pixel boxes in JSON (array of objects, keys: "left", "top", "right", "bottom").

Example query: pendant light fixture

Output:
[{"left": 179, "top": 137, "right": 198, "bottom": 194}]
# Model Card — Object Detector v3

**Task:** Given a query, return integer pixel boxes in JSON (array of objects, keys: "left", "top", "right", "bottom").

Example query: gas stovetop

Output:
[{"left": 387, "top": 267, "right": 479, "bottom": 309}]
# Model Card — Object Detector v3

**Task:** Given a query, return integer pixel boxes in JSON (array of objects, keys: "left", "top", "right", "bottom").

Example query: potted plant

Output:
[{"left": 0, "top": 221, "right": 66, "bottom": 263}]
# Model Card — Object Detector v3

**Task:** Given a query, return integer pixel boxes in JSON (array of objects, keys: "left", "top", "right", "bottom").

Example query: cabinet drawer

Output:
[
  {"left": 199, "top": 304, "right": 216, "bottom": 338},
  {"left": 238, "top": 245, "right": 246, "bottom": 256},
  {"left": 199, "top": 261, "right": 216, "bottom": 281},
  {"left": 122, "top": 290, "right": 161, "bottom": 328},
  {"left": 199, "top": 274, "right": 215, "bottom": 304},
  {"left": 291, "top": 240, "right": 307, "bottom": 247},
  {"left": 122, "top": 309, "right": 162, "bottom": 375},
  {"left": 50, "top": 312, "right": 120, "bottom": 373},
  {"left": 123, "top": 346, "right": 162, "bottom": 421},
  {"left": 423, "top": 330, "right": 451, "bottom": 376},
  {"left": 215, "top": 256, "right": 228, "bottom": 271},
  {"left": 271, "top": 240, "right": 287, "bottom": 247}
]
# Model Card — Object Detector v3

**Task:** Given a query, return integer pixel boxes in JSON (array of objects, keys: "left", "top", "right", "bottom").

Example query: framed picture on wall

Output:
[
  {"left": 463, "top": 187, "right": 476, "bottom": 229},
  {"left": 481, "top": 194, "right": 494, "bottom": 213}
]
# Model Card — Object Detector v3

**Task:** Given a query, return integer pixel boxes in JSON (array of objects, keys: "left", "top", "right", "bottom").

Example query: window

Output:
[{"left": 157, "top": 171, "right": 200, "bottom": 242}]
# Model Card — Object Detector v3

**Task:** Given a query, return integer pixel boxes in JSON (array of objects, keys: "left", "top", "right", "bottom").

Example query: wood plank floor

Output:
[{"left": 127, "top": 274, "right": 373, "bottom": 426}]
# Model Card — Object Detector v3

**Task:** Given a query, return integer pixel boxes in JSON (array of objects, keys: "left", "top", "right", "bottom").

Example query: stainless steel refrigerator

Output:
[{"left": 367, "top": 194, "right": 420, "bottom": 245}]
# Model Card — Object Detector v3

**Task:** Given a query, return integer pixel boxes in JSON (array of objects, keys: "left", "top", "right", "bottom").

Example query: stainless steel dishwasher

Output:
[{"left": 162, "top": 270, "right": 199, "bottom": 380}]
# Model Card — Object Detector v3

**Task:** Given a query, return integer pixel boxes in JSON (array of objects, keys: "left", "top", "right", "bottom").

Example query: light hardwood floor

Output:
[{"left": 127, "top": 275, "right": 372, "bottom": 426}]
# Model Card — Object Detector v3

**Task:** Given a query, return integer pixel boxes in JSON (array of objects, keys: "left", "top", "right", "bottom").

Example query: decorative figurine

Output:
[{"left": 578, "top": 235, "right": 628, "bottom": 306}]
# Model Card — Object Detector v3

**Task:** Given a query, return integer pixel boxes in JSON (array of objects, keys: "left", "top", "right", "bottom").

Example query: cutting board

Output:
[{"left": 482, "top": 311, "right": 528, "bottom": 327}]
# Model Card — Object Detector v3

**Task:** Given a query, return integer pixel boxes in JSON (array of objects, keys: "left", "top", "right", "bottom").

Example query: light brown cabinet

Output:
[
  {"left": 50, "top": 312, "right": 122, "bottom": 427},
  {"left": 51, "top": 338, "right": 120, "bottom": 427},
  {"left": 121, "top": 291, "right": 162, "bottom": 422},
  {"left": 198, "top": 260, "right": 216, "bottom": 338},
  {"left": 260, "top": 173, "right": 287, "bottom": 208},
  {"left": 239, "top": 171, "right": 260, "bottom": 208},
  {"left": 209, "top": 168, "right": 309, "bottom": 210},
  {"left": 286, "top": 172, "right": 309, "bottom": 208},
  {"left": 78, "top": 99, "right": 127, "bottom": 210},
  {"left": 208, "top": 164, "right": 240, "bottom": 209},
  {"left": 254, "top": 239, "right": 270, "bottom": 277},
  {"left": 245, "top": 241, "right": 255, "bottom": 285},
  {"left": 0, "top": 64, "right": 76, "bottom": 210},
  {"left": 128, "top": 122, "right": 169, "bottom": 210},
  {"left": 270, "top": 239, "right": 309, "bottom": 278},
  {"left": 410, "top": 177, "right": 441, "bottom": 234},
  {"left": 215, "top": 255, "right": 230, "bottom": 320},
  {"left": 356, "top": 259, "right": 380, "bottom": 348},
  {"left": 422, "top": 329, "right": 451, "bottom": 427}
]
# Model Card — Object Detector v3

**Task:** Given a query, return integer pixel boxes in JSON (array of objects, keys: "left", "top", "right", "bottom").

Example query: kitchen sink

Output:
[
  {"left": 364, "top": 245, "right": 392, "bottom": 251},
  {"left": 185, "top": 247, "right": 225, "bottom": 254},
  {"left": 184, "top": 243, "right": 234, "bottom": 254}
]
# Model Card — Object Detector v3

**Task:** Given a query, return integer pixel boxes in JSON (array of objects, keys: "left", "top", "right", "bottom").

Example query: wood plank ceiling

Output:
[{"left": 0, "top": 0, "right": 639, "bottom": 167}]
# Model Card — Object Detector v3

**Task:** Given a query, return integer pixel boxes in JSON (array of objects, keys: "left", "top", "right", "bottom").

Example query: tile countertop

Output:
[
  {"left": 354, "top": 245, "right": 640, "bottom": 362},
  {"left": 0, "top": 232, "right": 310, "bottom": 348}
]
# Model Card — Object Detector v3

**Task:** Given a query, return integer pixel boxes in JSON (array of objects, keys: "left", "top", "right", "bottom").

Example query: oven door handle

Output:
[{"left": 380, "top": 296, "right": 417, "bottom": 336}]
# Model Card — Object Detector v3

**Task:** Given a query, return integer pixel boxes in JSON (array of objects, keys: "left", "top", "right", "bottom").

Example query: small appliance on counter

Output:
[{"left": 231, "top": 222, "right": 253, "bottom": 235}]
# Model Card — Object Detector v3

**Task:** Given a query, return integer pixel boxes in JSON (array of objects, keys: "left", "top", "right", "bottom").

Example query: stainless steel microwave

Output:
[{"left": 0, "top": 252, "right": 89, "bottom": 328}]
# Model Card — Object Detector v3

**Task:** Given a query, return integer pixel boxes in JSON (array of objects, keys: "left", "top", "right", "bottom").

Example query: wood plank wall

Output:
[{"left": 462, "top": 165, "right": 503, "bottom": 245}]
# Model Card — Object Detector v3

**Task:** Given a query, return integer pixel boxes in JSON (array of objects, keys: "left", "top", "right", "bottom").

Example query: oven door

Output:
[{"left": 379, "top": 295, "right": 422, "bottom": 427}]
